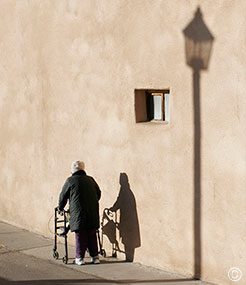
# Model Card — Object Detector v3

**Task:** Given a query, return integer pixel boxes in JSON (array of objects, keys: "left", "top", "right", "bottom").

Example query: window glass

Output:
[
  {"left": 164, "top": 93, "right": 169, "bottom": 122},
  {"left": 153, "top": 95, "right": 162, "bottom": 120}
]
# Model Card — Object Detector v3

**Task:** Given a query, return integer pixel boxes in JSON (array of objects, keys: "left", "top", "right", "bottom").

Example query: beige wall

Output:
[{"left": 0, "top": 1, "right": 245, "bottom": 284}]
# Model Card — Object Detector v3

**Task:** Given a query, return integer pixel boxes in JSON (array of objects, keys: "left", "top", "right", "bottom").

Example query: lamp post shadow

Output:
[
  {"left": 193, "top": 67, "right": 201, "bottom": 279},
  {"left": 183, "top": 7, "right": 214, "bottom": 279}
]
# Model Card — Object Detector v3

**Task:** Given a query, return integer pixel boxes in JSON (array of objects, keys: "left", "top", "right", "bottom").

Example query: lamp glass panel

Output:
[
  {"left": 200, "top": 41, "right": 213, "bottom": 69},
  {"left": 185, "top": 37, "right": 213, "bottom": 69}
]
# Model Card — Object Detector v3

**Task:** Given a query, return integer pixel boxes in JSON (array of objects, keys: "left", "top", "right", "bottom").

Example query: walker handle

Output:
[
  {"left": 104, "top": 208, "right": 113, "bottom": 217},
  {"left": 55, "top": 206, "right": 64, "bottom": 216}
]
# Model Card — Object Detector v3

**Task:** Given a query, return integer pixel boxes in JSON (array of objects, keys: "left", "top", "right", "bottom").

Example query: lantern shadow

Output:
[
  {"left": 183, "top": 7, "right": 214, "bottom": 71},
  {"left": 183, "top": 7, "right": 214, "bottom": 280}
]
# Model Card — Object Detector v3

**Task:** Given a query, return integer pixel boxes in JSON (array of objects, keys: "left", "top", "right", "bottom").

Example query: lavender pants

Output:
[{"left": 75, "top": 228, "right": 98, "bottom": 259}]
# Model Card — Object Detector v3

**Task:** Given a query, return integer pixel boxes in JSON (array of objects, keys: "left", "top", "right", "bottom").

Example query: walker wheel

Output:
[
  {"left": 53, "top": 251, "right": 59, "bottom": 260},
  {"left": 101, "top": 249, "right": 106, "bottom": 258},
  {"left": 62, "top": 257, "right": 68, "bottom": 264}
]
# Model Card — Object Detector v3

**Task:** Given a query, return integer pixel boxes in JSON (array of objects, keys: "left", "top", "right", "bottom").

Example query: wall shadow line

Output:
[{"left": 4, "top": 278, "right": 202, "bottom": 284}]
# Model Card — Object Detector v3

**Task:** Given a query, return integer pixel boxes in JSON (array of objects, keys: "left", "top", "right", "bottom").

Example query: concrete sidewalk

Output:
[{"left": 0, "top": 221, "right": 214, "bottom": 285}]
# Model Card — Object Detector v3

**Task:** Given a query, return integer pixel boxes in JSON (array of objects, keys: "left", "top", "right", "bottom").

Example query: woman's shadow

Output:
[{"left": 109, "top": 172, "right": 141, "bottom": 262}]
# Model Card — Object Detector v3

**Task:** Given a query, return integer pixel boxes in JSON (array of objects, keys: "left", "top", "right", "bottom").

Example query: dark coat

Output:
[{"left": 58, "top": 170, "right": 101, "bottom": 232}]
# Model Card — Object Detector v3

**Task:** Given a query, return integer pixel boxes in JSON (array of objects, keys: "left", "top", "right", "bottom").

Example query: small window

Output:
[{"left": 135, "top": 89, "right": 170, "bottom": 123}]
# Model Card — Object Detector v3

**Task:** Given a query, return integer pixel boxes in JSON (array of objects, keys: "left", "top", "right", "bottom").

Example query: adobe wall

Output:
[{"left": 0, "top": 1, "right": 245, "bottom": 284}]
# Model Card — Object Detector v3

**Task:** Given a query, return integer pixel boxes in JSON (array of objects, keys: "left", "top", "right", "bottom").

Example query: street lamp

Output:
[
  {"left": 183, "top": 7, "right": 214, "bottom": 71},
  {"left": 183, "top": 7, "right": 214, "bottom": 280}
]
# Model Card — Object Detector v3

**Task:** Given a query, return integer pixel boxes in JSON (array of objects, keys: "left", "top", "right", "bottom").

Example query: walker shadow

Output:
[
  {"left": 183, "top": 7, "right": 214, "bottom": 280},
  {"left": 104, "top": 173, "right": 141, "bottom": 262},
  {"left": 0, "top": 277, "right": 8, "bottom": 284}
]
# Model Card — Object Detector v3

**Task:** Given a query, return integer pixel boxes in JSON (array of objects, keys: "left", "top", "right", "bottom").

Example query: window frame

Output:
[{"left": 135, "top": 89, "right": 170, "bottom": 123}]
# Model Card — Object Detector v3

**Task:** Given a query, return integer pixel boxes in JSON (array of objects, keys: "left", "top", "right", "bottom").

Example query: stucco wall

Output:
[{"left": 0, "top": 1, "right": 245, "bottom": 284}]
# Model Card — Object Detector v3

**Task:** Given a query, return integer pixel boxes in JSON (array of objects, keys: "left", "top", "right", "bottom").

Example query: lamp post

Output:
[{"left": 183, "top": 7, "right": 214, "bottom": 280}]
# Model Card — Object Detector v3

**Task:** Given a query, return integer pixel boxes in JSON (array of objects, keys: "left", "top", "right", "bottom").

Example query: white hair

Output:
[{"left": 71, "top": 160, "right": 85, "bottom": 174}]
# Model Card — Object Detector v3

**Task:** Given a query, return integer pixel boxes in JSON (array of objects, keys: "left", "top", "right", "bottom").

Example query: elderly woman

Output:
[{"left": 58, "top": 161, "right": 101, "bottom": 265}]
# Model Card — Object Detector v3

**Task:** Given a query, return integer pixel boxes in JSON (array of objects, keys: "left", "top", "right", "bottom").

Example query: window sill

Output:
[{"left": 136, "top": 120, "right": 169, "bottom": 125}]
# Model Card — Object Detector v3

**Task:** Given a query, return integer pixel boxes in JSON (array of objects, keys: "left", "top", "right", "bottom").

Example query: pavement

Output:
[{"left": 0, "top": 221, "right": 215, "bottom": 285}]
